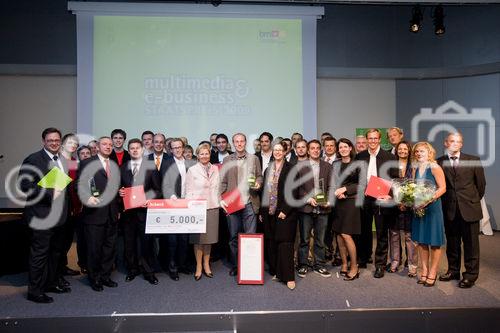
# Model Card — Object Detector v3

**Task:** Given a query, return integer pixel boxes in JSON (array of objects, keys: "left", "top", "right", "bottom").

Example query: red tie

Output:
[{"left": 105, "top": 159, "right": 111, "bottom": 178}]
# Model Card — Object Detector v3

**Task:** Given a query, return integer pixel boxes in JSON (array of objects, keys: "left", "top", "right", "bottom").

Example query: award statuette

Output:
[
  {"left": 315, "top": 178, "right": 327, "bottom": 204},
  {"left": 248, "top": 174, "right": 256, "bottom": 188},
  {"left": 89, "top": 178, "right": 100, "bottom": 197}
]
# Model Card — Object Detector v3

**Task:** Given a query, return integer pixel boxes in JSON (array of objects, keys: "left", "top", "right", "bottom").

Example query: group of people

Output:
[{"left": 18, "top": 126, "right": 486, "bottom": 303}]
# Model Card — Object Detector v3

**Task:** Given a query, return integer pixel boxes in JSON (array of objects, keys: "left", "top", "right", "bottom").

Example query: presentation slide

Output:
[
  {"left": 70, "top": 3, "right": 323, "bottom": 148},
  {"left": 94, "top": 16, "right": 302, "bottom": 146}
]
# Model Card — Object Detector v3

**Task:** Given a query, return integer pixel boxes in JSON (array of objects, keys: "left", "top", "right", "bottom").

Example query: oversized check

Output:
[{"left": 145, "top": 199, "right": 207, "bottom": 234}]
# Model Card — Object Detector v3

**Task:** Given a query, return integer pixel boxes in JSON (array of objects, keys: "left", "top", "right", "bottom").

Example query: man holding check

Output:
[{"left": 119, "top": 138, "right": 161, "bottom": 285}]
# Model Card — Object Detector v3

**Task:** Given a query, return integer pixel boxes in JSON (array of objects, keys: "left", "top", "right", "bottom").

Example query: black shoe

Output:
[
  {"left": 102, "top": 279, "right": 118, "bottom": 288},
  {"left": 58, "top": 276, "right": 70, "bottom": 287},
  {"left": 229, "top": 268, "right": 237, "bottom": 276},
  {"left": 194, "top": 274, "right": 202, "bottom": 281},
  {"left": 297, "top": 266, "right": 308, "bottom": 278},
  {"left": 91, "top": 282, "right": 103, "bottom": 292},
  {"left": 358, "top": 262, "right": 367, "bottom": 269},
  {"left": 374, "top": 267, "right": 385, "bottom": 278},
  {"left": 439, "top": 271, "right": 460, "bottom": 281},
  {"left": 169, "top": 271, "right": 180, "bottom": 281},
  {"left": 145, "top": 275, "right": 159, "bottom": 285},
  {"left": 45, "top": 285, "right": 71, "bottom": 294},
  {"left": 125, "top": 272, "right": 138, "bottom": 282},
  {"left": 27, "top": 293, "right": 54, "bottom": 303},
  {"left": 64, "top": 267, "right": 80, "bottom": 276},
  {"left": 313, "top": 267, "right": 332, "bottom": 278},
  {"left": 80, "top": 268, "right": 88, "bottom": 274},
  {"left": 203, "top": 271, "right": 214, "bottom": 278},
  {"left": 424, "top": 277, "right": 437, "bottom": 287},
  {"left": 458, "top": 278, "right": 475, "bottom": 288},
  {"left": 179, "top": 267, "right": 193, "bottom": 275},
  {"left": 339, "top": 270, "right": 348, "bottom": 276},
  {"left": 344, "top": 271, "right": 360, "bottom": 281}
]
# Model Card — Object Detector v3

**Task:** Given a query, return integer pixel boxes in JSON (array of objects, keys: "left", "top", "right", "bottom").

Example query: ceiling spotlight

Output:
[
  {"left": 409, "top": 5, "right": 423, "bottom": 33},
  {"left": 433, "top": 5, "right": 445, "bottom": 35}
]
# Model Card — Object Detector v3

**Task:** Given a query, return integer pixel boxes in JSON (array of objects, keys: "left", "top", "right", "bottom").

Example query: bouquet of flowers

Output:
[{"left": 392, "top": 179, "right": 436, "bottom": 218}]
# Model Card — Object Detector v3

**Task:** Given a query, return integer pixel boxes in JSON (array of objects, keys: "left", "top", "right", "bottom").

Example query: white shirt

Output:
[
  {"left": 324, "top": 155, "right": 336, "bottom": 165},
  {"left": 44, "top": 149, "right": 64, "bottom": 171},
  {"left": 261, "top": 151, "right": 272, "bottom": 174},
  {"left": 130, "top": 158, "right": 142, "bottom": 175},
  {"left": 367, "top": 146, "right": 380, "bottom": 181},
  {"left": 153, "top": 153, "right": 164, "bottom": 169},
  {"left": 97, "top": 154, "right": 110, "bottom": 171},
  {"left": 447, "top": 151, "right": 461, "bottom": 167},
  {"left": 218, "top": 151, "right": 229, "bottom": 164}
]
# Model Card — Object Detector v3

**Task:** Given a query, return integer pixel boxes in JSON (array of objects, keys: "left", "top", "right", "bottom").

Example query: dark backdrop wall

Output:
[{"left": 0, "top": 0, "right": 498, "bottom": 228}]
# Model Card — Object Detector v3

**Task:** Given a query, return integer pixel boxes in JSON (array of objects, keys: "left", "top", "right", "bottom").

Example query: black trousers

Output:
[
  {"left": 28, "top": 225, "right": 65, "bottom": 296},
  {"left": 84, "top": 221, "right": 117, "bottom": 284},
  {"left": 444, "top": 208, "right": 480, "bottom": 281},
  {"left": 357, "top": 203, "right": 394, "bottom": 268},
  {"left": 58, "top": 215, "right": 76, "bottom": 275},
  {"left": 123, "top": 214, "right": 158, "bottom": 276},
  {"left": 75, "top": 215, "right": 87, "bottom": 270},
  {"left": 160, "top": 234, "right": 188, "bottom": 273}
]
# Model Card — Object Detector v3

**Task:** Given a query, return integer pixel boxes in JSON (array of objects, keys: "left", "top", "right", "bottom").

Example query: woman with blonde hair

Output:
[
  {"left": 411, "top": 142, "right": 446, "bottom": 287},
  {"left": 185, "top": 143, "right": 220, "bottom": 280}
]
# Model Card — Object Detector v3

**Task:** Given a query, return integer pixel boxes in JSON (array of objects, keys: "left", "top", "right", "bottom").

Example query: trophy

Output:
[
  {"left": 315, "top": 178, "right": 327, "bottom": 204},
  {"left": 248, "top": 173, "right": 256, "bottom": 188},
  {"left": 89, "top": 178, "right": 100, "bottom": 197}
]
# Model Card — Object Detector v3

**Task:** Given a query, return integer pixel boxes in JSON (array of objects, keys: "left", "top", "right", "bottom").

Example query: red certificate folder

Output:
[
  {"left": 365, "top": 176, "right": 392, "bottom": 199},
  {"left": 221, "top": 188, "right": 245, "bottom": 215},
  {"left": 123, "top": 185, "right": 147, "bottom": 210}
]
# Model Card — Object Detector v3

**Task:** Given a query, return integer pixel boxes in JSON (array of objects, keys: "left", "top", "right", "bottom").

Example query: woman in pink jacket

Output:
[{"left": 185, "top": 144, "right": 220, "bottom": 280}]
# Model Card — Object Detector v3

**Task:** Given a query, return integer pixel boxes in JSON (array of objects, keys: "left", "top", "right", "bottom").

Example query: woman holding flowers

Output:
[
  {"left": 411, "top": 142, "right": 446, "bottom": 287},
  {"left": 388, "top": 141, "right": 418, "bottom": 277}
]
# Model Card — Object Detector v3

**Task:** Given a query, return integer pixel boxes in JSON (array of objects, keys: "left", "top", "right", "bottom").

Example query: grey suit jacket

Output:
[{"left": 220, "top": 152, "right": 263, "bottom": 214}]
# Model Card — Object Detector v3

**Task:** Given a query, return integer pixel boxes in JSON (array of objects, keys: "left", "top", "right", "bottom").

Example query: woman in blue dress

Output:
[{"left": 411, "top": 142, "right": 447, "bottom": 287}]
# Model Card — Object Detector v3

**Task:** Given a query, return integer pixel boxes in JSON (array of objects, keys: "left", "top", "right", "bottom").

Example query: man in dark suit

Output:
[
  {"left": 18, "top": 127, "right": 71, "bottom": 303},
  {"left": 77, "top": 136, "right": 121, "bottom": 291},
  {"left": 210, "top": 133, "right": 233, "bottom": 164},
  {"left": 120, "top": 139, "right": 161, "bottom": 285},
  {"left": 109, "top": 128, "right": 131, "bottom": 167},
  {"left": 158, "top": 138, "right": 195, "bottom": 280},
  {"left": 437, "top": 132, "right": 486, "bottom": 288},
  {"left": 355, "top": 128, "right": 398, "bottom": 278},
  {"left": 255, "top": 132, "right": 274, "bottom": 174},
  {"left": 296, "top": 139, "right": 333, "bottom": 278},
  {"left": 148, "top": 133, "right": 170, "bottom": 170},
  {"left": 386, "top": 127, "right": 404, "bottom": 155}
]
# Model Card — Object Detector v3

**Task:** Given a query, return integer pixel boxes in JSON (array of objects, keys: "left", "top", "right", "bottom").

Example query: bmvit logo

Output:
[{"left": 259, "top": 30, "right": 286, "bottom": 40}]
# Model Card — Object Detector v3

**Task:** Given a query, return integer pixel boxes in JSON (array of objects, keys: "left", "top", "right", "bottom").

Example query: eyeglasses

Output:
[
  {"left": 171, "top": 146, "right": 183, "bottom": 150},
  {"left": 46, "top": 139, "right": 61, "bottom": 143}
]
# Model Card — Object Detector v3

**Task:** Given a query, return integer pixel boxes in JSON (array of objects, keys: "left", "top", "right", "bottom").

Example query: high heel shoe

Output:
[
  {"left": 339, "top": 271, "right": 348, "bottom": 276},
  {"left": 194, "top": 274, "right": 202, "bottom": 281},
  {"left": 343, "top": 271, "right": 359, "bottom": 281},
  {"left": 424, "top": 277, "right": 436, "bottom": 287},
  {"left": 417, "top": 275, "right": 427, "bottom": 284},
  {"left": 203, "top": 271, "right": 213, "bottom": 278}
]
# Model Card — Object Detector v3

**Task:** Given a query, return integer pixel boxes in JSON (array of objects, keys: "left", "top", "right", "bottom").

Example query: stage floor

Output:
[{"left": 1, "top": 234, "right": 499, "bottom": 319}]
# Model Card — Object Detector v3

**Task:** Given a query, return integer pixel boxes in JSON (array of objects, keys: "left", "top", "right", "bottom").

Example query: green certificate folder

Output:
[{"left": 37, "top": 167, "right": 73, "bottom": 190}]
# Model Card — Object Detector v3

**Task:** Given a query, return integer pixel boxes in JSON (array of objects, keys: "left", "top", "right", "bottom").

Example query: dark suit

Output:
[
  {"left": 77, "top": 155, "right": 121, "bottom": 286},
  {"left": 295, "top": 159, "right": 332, "bottom": 269},
  {"left": 18, "top": 149, "right": 70, "bottom": 296},
  {"left": 261, "top": 161, "right": 297, "bottom": 281},
  {"left": 120, "top": 159, "right": 161, "bottom": 277},
  {"left": 158, "top": 157, "right": 195, "bottom": 273},
  {"left": 210, "top": 150, "right": 233, "bottom": 164},
  {"left": 255, "top": 151, "right": 274, "bottom": 173},
  {"left": 355, "top": 148, "right": 398, "bottom": 268},
  {"left": 437, "top": 153, "right": 486, "bottom": 281}
]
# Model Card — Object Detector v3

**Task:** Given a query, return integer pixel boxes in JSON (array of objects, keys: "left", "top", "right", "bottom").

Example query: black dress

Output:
[{"left": 332, "top": 161, "right": 362, "bottom": 235}]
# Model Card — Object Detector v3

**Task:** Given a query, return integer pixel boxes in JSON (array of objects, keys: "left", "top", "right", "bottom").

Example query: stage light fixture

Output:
[
  {"left": 409, "top": 5, "right": 423, "bottom": 33},
  {"left": 211, "top": 0, "right": 222, "bottom": 7},
  {"left": 433, "top": 5, "right": 445, "bottom": 35}
]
